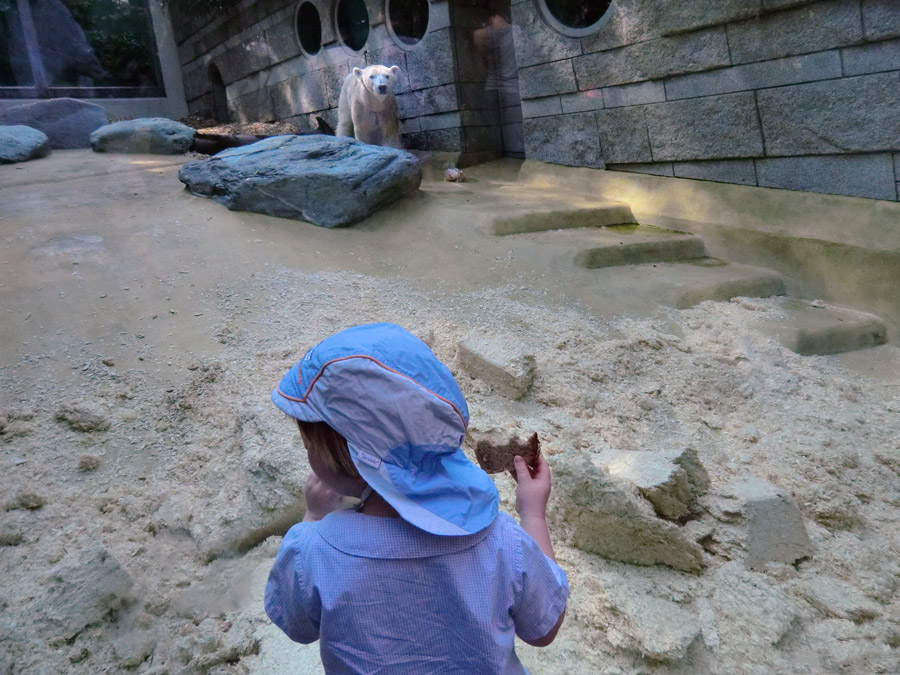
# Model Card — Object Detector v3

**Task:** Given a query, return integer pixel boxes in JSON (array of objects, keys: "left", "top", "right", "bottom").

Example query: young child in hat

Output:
[{"left": 265, "top": 323, "right": 568, "bottom": 673}]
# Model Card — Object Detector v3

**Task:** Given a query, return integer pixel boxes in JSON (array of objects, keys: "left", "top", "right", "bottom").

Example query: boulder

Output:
[
  {"left": 177, "top": 135, "right": 422, "bottom": 227},
  {"left": 0, "top": 98, "right": 108, "bottom": 149},
  {"left": 91, "top": 118, "right": 196, "bottom": 154},
  {"left": 457, "top": 336, "right": 536, "bottom": 399},
  {"left": 550, "top": 454, "right": 705, "bottom": 572},
  {"left": 796, "top": 576, "right": 882, "bottom": 621},
  {"left": 0, "top": 125, "right": 50, "bottom": 163},
  {"left": 40, "top": 543, "right": 133, "bottom": 639},
  {"left": 592, "top": 447, "right": 709, "bottom": 521}
]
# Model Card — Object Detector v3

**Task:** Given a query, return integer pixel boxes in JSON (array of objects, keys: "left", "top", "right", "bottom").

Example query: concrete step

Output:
[
  {"left": 501, "top": 224, "right": 707, "bottom": 268},
  {"left": 656, "top": 258, "right": 787, "bottom": 309},
  {"left": 753, "top": 299, "right": 887, "bottom": 355},
  {"left": 491, "top": 204, "right": 636, "bottom": 236}
]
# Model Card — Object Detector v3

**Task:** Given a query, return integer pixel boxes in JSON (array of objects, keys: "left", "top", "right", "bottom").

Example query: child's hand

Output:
[
  {"left": 510, "top": 454, "right": 552, "bottom": 520},
  {"left": 302, "top": 472, "right": 343, "bottom": 522}
]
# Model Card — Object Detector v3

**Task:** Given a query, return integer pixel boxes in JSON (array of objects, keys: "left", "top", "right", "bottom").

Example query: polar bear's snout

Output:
[{"left": 371, "top": 74, "right": 390, "bottom": 95}]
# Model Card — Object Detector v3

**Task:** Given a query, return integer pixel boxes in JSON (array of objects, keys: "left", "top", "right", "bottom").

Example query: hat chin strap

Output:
[{"left": 354, "top": 485, "right": 374, "bottom": 512}]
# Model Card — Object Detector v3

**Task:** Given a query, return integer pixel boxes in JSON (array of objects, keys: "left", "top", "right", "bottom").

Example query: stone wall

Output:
[
  {"left": 513, "top": 0, "right": 900, "bottom": 201},
  {"left": 175, "top": 0, "right": 505, "bottom": 162}
]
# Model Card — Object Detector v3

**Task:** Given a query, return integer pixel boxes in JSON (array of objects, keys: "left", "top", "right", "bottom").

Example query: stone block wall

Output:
[
  {"left": 174, "top": 0, "right": 504, "bottom": 161},
  {"left": 513, "top": 0, "right": 900, "bottom": 201}
]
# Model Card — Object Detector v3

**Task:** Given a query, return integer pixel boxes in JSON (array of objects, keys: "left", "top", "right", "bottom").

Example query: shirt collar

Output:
[{"left": 316, "top": 509, "right": 494, "bottom": 559}]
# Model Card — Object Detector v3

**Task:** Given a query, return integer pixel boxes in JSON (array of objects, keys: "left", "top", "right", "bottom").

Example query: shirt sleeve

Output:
[
  {"left": 264, "top": 523, "right": 322, "bottom": 644},
  {"left": 509, "top": 530, "right": 570, "bottom": 643}
]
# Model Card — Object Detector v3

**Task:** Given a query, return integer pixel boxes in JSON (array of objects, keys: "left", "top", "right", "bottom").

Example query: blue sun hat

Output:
[{"left": 271, "top": 322, "right": 499, "bottom": 536}]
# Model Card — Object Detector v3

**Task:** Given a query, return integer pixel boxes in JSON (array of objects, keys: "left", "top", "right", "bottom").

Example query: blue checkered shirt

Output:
[{"left": 265, "top": 510, "right": 569, "bottom": 674}]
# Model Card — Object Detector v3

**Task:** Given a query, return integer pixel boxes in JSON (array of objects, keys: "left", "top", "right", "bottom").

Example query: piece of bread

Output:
[{"left": 475, "top": 432, "right": 541, "bottom": 474}]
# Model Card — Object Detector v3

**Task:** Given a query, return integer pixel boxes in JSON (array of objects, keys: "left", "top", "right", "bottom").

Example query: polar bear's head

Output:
[{"left": 353, "top": 64, "right": 401, "bottom": 97}]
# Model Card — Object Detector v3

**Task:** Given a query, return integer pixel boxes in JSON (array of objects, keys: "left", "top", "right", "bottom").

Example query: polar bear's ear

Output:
[
  {"left": 353, "top": 67, "right": 363, "bottom": 80},
  {"left": 389, "top": 65, "right": 400, "bottom": 76}
]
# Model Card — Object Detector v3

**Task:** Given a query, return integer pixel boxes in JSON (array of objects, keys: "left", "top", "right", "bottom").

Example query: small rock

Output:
[
  {"left": 13, "top": 491, "right": 46, "bottom": 510},
  {"left": 591, "top": 447, "right": 709, "bottom": 521},
  {"left": 0, "top": 98, "right": 108, "bottom": 149},
  {"left": 77, "top": 455, "right": 101, "bottom": 472},
  {"left": 457, "top": 336, "right": 536, "bottom": 399},
  {"left": 112, "top": 629, "right": 157, "bottom": 668},
  {"left": 102, "top": 359, "right": 115, "bottom": 367},
  {"left": 56, "top": 402, "right": 110, "bottom": 432},
  {"left": 0, "top": 530, "right": 24, "bottom": 546},
  {"left": 90, "top": 118, "right": 195, "bottom": 154}
]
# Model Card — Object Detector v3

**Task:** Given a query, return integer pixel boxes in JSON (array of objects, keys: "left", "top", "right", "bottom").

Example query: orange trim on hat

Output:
[{"left": 277, "top": 354, "right": 468, "bottom": 428}]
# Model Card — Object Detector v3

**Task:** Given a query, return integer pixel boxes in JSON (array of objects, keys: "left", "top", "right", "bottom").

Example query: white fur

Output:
[{"left": 336, "top": 65, "right": 402, "bottom": 149}]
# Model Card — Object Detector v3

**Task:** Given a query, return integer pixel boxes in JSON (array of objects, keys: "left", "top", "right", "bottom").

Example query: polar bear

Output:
[{"left": 336, "top": 65, "right": 402, "bottom": 148}]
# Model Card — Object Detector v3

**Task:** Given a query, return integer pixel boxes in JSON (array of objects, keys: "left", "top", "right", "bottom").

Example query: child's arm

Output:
[{"left": 512, "top": 454, "right": 567, "bottom": 647}]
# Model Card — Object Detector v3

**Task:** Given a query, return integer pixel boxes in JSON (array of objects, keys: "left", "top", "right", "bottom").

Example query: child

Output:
[{"left": 265, "top": 323, "right": 569, "bottom": 673}]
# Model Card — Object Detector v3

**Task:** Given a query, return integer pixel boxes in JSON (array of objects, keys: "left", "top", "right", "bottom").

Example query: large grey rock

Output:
[
  {"left": 592, "top": 447, "right": 709, "bottom": 521},
  {"left": 40, "top": 543, "right": 133, "bottom": 639},
  {"left": 573, "top": 28, "right": 730, "bottom": 90},
  {"left": 524, "top": 112, "right": 604, "bottom": 168},
  {"left": 796, "top": 576, "right": 882, "bottom": 621},
  {"left": 646, "top": 92, "right": 764, "bottom": 161},
  {"left": 727, "top": 0, "right": 862, "bottom": 64},
  {"left": 550, "top": 454, "right": 705, "bottom": 572},
  {"left": 0, "top": 98, "right": 108, "bottom": 149},
  {"left": 0, "top": 125, "right": 50, "bottom": 163},
  {"left": 178, "top": 135, "right": 422, "bottom": 228},
  {"left": 90, "top": 118, "right": 196, "bottom": 154},
  {"left": 758, "top": 73, "right": 900, "bottom": 155},
  {"left": 724, "top": 477, "right": 813, "bottom": 571}
]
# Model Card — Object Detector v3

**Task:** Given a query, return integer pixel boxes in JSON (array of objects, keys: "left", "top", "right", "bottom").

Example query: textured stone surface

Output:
[
  {"left": 646, "top": 93, "right": 764, "bottom": 161},
  {"left": 178, "top": 135, "right": 422, "bottom": 227},
  {"left": 574, "top": 28, "right": 730, "bottom": 89},
  {"left": 657, "top": 0, "right": 764, "bottom": 36},
  {"left": 518, "top": 61, "right": 578, "bottom": 100},
  {"left": 758, "top": 73, "right": 900, "bottom": 155},
  {"left": 727, "top": 0, "right": 863, "bottom": 65},
  {"left": 581, "top": 0, "right": 665, "bottom": 52},
  {"left": 592, "top": 448, "right": 710, "bottom": 521},
  {"left": 726, "top": 477, "right": 813, "bottom": 571},
  {"left": 674, "top": 159, "right": 757, "bottom": 185},
  {"left": 796, "top": 576, "right": 882, "bottom": 621},
  {"left": 665, "top": 51, "right": 842, "bottom": 100},
  {"left": 560, "top": 89, "right": 605, "bottom": 114},
  {"left": 863, "top": 0, "right": 900, "bottom": 41},
  {"left": 90, "top": 118, "right": 196, "bottom": 155},
  {"left": 756, "top": 154, "right": 897, "bottom": 201},
  {"left": 602, "top": 80, "right": 665, "bottom": 108},
  {"left": 521, "top": 96, "right": 562, "bottom": 119},
  {"left": 457, "top": 336, "right": 536, "bottom": 399},
  {"left": 841, "top": 38, "right": 900, "bottom": 76},
  {"left": 0, "top": 98, "right": 108, "bottom": 149},
  {"left": 524, "top": 113, "right": 604, "bottom": 168},
  {"left": 710, "top": 563, "right": 799, "bottom": 662},
  {"left": 0, "top": 125, "right": 50, "bottom": 164},
  {"left": 511, "top": 0, "right": 583, "bottom": 68},
  {"left": 597, "top": 106, "right": 652, "bottom": 163},
  {"left": 551, "top": 454, "right": 705, "bottom": 572},
  {"left": 40, "top": 543, "right": 133, "bottom": 639},
  {"left": 406, "top": 28, "right": 456, "bottom": 89},
  {"left": 600, "top": 583, "right": 701, "bottom": 661},
  {"left": 610, "top": 162, "right": 675, "bottom": 176}
]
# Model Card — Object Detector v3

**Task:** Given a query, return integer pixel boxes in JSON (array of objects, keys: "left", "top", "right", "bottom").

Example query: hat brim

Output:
[{"left": 350, "top": 442, "right": 499, "bottom": 536}]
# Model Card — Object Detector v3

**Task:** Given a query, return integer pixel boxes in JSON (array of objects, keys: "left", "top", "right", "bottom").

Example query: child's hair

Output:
[{"left": 297, "top": 420, "right": 359, "bottom": 478}]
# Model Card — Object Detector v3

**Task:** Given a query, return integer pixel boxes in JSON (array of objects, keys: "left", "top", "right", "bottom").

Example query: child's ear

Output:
[
  {"left": 389, "top": 65, "right": 400, "bottom": 76},
  {"left": 353, "top": 67, "right": 363, "bottom": 80}
]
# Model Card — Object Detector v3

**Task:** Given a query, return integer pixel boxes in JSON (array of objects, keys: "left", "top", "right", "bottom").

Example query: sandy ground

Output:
[{"left": 1, "top": 150, "right": 899, "bottom": 674}]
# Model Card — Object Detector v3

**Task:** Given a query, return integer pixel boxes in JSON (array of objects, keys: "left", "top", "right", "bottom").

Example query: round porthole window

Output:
[
  {"left": 335, "top": 0, "right": 370, "bottom": 52},
  {"left": 535, "top": 0, "right": 615, "bottom": 37},
  {"left": 295, "top": 1, "right": 322, "bottom": 56},
  {"left": 386, "top": 0, "right": 429, "bottom": 49}
]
